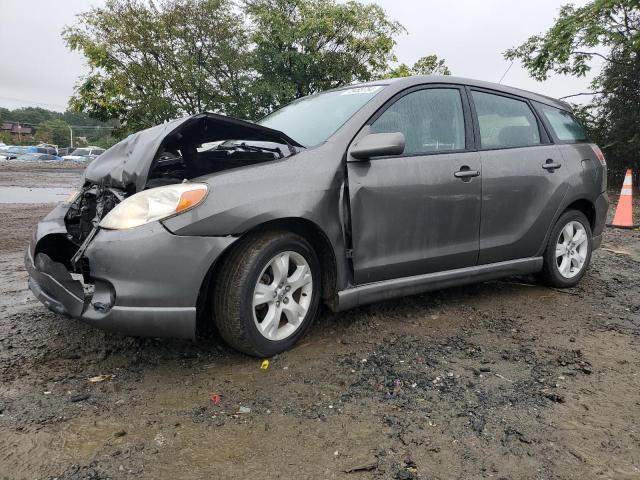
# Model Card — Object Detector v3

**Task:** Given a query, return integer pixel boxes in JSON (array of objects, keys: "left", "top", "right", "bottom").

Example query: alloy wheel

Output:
[
  {"left": 252, "top": 251, "right": 313, "bottom": 341},
  {"left": 555, "top": 220, "right": 589, "bottom": 279}
]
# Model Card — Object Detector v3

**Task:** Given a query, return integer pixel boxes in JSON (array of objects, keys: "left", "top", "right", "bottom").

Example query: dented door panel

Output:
[{"left": 347, "top": 152, "right": 482, "bottom": 285}]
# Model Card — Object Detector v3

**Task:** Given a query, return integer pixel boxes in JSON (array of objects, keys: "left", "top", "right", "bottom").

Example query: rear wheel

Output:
[
  {"left": 213, "top": 231, "right": 321, "bottom": 356},
  {"left": 540, "top": 210, "right": 592, "bottom": 288}
]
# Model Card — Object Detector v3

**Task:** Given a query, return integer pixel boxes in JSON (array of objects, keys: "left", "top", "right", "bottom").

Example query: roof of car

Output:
[{"left": 350, "top": 75, "right": 571, "bottom": 111}]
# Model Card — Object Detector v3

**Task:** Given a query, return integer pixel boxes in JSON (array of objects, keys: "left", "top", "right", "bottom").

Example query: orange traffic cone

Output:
[{"left": 608, "top": 169, "right": 637, "bottom": 228}]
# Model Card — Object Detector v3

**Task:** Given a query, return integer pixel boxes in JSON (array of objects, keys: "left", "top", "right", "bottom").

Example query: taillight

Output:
[{"left": 591, "top": 144, "right": 606, "bottom": 167}]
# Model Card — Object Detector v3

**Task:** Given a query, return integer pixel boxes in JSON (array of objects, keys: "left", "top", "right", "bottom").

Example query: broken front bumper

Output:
[{"left": 25, "top": 204, "right": 236, "bottom": 339}]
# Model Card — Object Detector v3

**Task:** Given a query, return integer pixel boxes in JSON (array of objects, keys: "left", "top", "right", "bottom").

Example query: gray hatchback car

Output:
[{"left": 26, "top": 76, "right": 608, "bottom": 356}]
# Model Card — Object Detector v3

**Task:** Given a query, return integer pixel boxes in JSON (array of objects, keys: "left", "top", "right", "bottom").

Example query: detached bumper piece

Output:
[
  {"left": 26, "top": 251, "right": 84, "bottom": 317},
  {"left": 25, "top": 248, "right": 198, "bottom": 339}
]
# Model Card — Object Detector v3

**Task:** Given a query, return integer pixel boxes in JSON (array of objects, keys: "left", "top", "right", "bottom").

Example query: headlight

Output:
[{"left": 99, "top": 183, "right": 208, "bottom": 230}]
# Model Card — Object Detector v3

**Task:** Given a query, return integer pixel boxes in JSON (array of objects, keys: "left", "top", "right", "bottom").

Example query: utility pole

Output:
[
  {"left": 67, "top": 125, "right": 73, "bottom": 148},
  {"left": 195, "top": 40, "right": 203, "bottom": 113}
]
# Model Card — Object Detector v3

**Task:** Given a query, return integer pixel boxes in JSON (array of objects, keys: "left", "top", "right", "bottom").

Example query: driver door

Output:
[{"left": 346, "top": 85, "right": 481, "bottom": 284}]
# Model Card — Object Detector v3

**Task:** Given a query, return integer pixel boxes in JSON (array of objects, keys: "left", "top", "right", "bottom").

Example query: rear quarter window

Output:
[{"left": 535, "top": 103, "right": 589, "bottom": 143}]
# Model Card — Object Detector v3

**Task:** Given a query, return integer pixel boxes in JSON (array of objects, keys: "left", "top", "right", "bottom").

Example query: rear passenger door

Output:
[{"left": 469, "top": 89, "right": 569, "bottom": 264}]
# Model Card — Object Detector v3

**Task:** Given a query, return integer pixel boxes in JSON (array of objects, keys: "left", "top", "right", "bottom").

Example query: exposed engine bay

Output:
[
  {"left": 146, "top": 140, "right": 284, "bottom": 188},
  {"left": 63, "top": 113, "right": 297, "bottom": 254}
]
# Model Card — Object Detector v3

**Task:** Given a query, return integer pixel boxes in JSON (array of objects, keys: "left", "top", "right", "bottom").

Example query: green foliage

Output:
[
  {"left": 593, "top": 50, "right": 640, "bottom": 180},
  {"left": 504, "top": 0, "right": 640, "bottom": 81},
  {"left": 64, "top": 0, "right": 254, "bottom": 130},
  {"left": 246, "top": 0, "right": 404, "bottom": 113},
  {"left": 5, "top": 107, "right": 57, "bottom": 126},
  {"left": 92, "top": 135, "right": 121, "bottom": 149},
  {"left": 382, "top": 54, "right": 451, "bottom": 79},
  {"left": 505, "top": 0, "right": 640, "bottom": 178},
  {"left": 36, "top": 119, "right": 72, "bottom": 146},
  {"left": 64, "top": 0, "right": 448, "bottom": 130}
]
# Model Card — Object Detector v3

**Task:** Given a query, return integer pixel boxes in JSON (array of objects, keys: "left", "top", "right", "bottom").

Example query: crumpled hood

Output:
[{"left": 83, "top": 112, "right": 302, "bottom": 192}]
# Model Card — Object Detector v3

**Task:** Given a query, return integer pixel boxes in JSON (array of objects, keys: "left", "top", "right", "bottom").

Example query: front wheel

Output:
[
  {"left": 540, "top": 210, "right": 592, "bottom": 288},
  {"left": 213, "top": 231, "right": 321, "bottom": 357}
]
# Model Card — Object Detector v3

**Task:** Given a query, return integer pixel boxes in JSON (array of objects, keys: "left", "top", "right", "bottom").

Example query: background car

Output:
[
  {"left": 34, "top": 143, "right": 59, "bottom": 155},
  {"left": 2, "top": 146, "right": 29, "bottom": 160},
  {"left": 15, "top": 153, "right": 63, "bottom": 161},
  {"left": 62, "top": 146, "right": 105, "bottom": 161},
  {"left": 0, "top": 144, "right": 10, "bottom": 158},
  {"left": 57, "top": 147, "right": 75, "bottom": 156}
]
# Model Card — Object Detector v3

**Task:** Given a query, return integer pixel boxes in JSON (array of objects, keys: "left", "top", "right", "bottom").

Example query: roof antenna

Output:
[{"left": 498, "top": 61, "right": 514, "bottom": 84}]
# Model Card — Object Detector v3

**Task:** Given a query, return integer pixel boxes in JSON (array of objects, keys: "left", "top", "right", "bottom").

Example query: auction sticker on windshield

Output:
[{"left": 340, "top": 86, "right": 383, "bottom": 95}]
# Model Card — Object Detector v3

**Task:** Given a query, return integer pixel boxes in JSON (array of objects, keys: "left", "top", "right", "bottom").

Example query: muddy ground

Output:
[{"left": 0, "top": 161, "right": 638, "bottom": 480}]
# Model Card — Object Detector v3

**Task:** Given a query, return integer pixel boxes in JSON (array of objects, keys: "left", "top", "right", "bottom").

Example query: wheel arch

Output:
[
  {"left": 536, "top": 196, "right": 597, "bottom": 259},
  {"left": 564, "top": 198, "right": 596, "bottom": 231},
  {"left": 195, "top": 217, "right": 338, "bottom": 337}
]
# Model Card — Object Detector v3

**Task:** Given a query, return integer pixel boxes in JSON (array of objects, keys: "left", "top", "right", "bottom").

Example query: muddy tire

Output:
[
  {"left": 540, "top": 210, "right": 592, "bottom": 288},
  {"left": 212, "top": 231, "right": 321, "bottom": 357}
]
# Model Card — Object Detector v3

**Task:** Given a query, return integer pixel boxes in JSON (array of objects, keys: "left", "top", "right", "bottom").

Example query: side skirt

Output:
[{"left": 335, "top": 257, "right": 543, "bottom": 311}]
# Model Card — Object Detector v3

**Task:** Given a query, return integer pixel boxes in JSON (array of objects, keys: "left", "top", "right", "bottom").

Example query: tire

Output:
[
  {"left": 539, "top": 209, "right": 592, "bottom": 288},
  {"left": 212, "top": 230, "right": 321, "bottom": 357}
]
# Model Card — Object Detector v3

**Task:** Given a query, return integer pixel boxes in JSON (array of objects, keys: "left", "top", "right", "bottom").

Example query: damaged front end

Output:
[
  {"left": 66, "top": 184, "right": 124, "bottom": 269},
  {"left": 26, "top": 112, "right": 297, "bottom": 338}
]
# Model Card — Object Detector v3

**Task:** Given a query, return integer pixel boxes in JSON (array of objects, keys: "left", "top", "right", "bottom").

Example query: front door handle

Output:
[
  {"left": 454, "top": 166, "right": 480, "bottom": 179},
  {"left": 542, "top": 159, "right": 562, "bottom": 170}
]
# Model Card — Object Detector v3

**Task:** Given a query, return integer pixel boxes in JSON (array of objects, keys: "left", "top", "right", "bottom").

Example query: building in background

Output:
[{"left": 1, "top": 122, "right": 34, "bottom": 142}]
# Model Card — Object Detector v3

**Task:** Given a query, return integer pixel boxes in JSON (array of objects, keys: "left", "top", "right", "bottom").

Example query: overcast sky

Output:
[{"left": 0, "top": 0, "right": 599, "bottom": 113}]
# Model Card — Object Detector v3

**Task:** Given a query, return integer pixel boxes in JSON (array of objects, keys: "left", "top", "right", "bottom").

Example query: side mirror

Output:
[{"left": 350, "top": 132, "right": 405, "bottom": 160}]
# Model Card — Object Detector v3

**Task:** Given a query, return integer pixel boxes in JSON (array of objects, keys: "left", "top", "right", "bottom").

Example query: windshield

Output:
[
  {"left": 258, "top": 85, "right": 385, "bottom": 147},
  {"left": 71, "top": 149, "right": 90, "bottom": 156}
]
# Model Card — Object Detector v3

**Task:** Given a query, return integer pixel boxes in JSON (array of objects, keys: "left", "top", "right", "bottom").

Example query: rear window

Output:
[
  {"left": 536, "top": 103, "right": 588, "bottom": 142},
  {"left": 471, "top": 91, "right": 541, "bottom": 149}
]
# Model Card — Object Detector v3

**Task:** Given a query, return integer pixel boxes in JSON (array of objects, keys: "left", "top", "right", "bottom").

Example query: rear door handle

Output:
[
  {"left": 542, "top": 159, "right": 562, "bottom": 170},
  {"left": 454, "top": 166, "right": 480, "bottom": 179}
]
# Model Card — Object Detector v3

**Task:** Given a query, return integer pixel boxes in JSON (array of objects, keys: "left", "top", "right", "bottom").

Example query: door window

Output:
[
  {"left": 370, "top": 88, "right": 465, "bottom": 155},
  {"left": 536, "top": 103, "right": 588, "bottom": 142},
  {"left": 471, "top": 91, "right": 541, "bottom": 148}
]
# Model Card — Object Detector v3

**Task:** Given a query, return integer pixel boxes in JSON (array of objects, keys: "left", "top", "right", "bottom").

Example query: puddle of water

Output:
[{"left": 0, "top": 186, "right": 72, "bottom": 204}]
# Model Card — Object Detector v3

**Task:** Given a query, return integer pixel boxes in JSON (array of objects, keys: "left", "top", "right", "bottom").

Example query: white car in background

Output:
[{"left": 62, "top": 146, "right": 106, "bottom": 162}]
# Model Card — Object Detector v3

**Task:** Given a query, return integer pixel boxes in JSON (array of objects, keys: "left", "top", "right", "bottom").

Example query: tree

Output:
[
  {"left": 5, "top": 107, "right": 55, "bottom": 126},
  {"left": 36, "top": 119, "right": 72, "bottom": 147},
  {"left": 383, "top": 54, "right": 451, "bottom": 79},
  {"left": 92, "top": 135, "right": 121, "bottom": 149},
  {"left": 245, "top": 0, "right": 404, "bottom": 113},
  {"left": 64, "top": 0, "right": 253, "bottom": 131},
  {"left": 504, "top": 0, "right": 640, "bottom": 178},
  {"left": 64, "top": 0, "right": 447, "bottom": 131}
]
